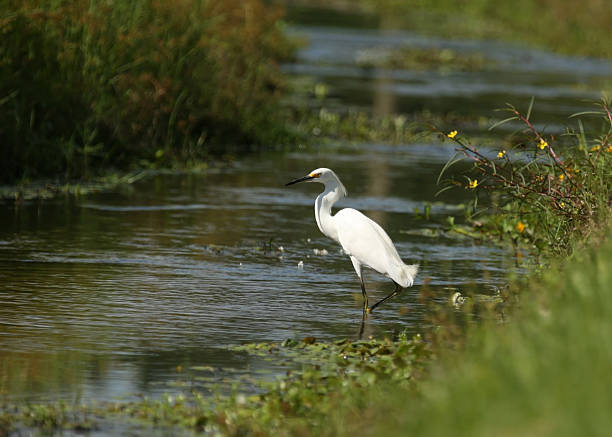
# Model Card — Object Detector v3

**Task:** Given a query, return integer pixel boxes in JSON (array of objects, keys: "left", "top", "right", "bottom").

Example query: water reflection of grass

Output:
[{"left": 0, "top": 351, "right": 92, "bottom": 398}]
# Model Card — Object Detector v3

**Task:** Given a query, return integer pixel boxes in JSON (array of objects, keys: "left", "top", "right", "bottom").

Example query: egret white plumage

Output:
[{"left": 286, "top": 168, "right": 418, "bottom": 313}]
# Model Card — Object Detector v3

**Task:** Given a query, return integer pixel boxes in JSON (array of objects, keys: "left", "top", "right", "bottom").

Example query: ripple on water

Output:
[{"left": 0, "top": 24, "right": 542, "bottom": 400}]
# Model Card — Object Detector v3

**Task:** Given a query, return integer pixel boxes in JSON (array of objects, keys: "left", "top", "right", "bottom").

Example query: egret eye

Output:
[{"left": 310, "top": 172, "right": 321, "bottom": 178}]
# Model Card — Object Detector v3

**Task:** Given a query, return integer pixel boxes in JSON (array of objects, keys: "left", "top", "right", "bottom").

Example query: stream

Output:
[{"left": 1, "top": 5, "right": 609, "bottom": 404}]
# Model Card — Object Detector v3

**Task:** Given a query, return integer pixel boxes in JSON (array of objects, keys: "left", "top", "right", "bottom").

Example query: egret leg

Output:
[
  {"left": 360, "top": 274, "right": 369, "bottom": 313},
  {"left": 350, "top": 256, "right": 368, "bottom": 312},
  {"left": 358, "top": 307, "right": 366, "bottom": 339},
  {"left": 369, "top": 281, "right": 402, "bottom": 312}
]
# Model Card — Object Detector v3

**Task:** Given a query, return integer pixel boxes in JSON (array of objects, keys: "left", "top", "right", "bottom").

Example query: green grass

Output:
[
  {"left": 352, "top": 223, "right": 612, "bottom": 437},
  {"left": 0, "top": 0, "right": 294, "bottom": 184},
  {"left": 360, "top": 0, "right": 612, "bottom": 59}
]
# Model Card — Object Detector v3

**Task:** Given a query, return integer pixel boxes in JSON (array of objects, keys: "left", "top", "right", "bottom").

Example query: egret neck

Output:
[{"left": 314, "top": 183, "right": 344, "bottom": 243}]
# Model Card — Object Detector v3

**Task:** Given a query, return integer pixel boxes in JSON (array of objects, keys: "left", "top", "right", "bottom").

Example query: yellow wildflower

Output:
[
  {"left": 558, "top": 173, "right": 565, "bottom": 181},
  {"left": 516, "top": 221, "right": 526, "bottom": 233},
  {"left": 606, "top": 145, "right": 612, "bottom": 153},
  {"left": 497, "top": 150, "right": 506, "bottom": 158},
  {"left": 468, "top": 179, "right": 478, "bottom": 189},
  {"left": 538, "top": 138, "right": 548, "bottom": 150},
  {"left": 447, "top": 130, "right": 458, "bottom": 139},
  {"left": 590, "top": 145, "right": 601, "bottom": 152},
  {"left": 560, "top": 201, "right": 565, "bottom": 208}
]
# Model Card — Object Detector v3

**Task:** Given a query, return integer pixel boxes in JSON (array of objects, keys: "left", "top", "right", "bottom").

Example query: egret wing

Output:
[{"left": 334, "top": 208, "right": 403, "bottom": 278}]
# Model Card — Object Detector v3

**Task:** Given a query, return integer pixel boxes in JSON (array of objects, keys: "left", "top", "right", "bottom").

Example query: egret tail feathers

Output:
[{"left": 399, "top": 263, "right": 419, "bottom": 288}]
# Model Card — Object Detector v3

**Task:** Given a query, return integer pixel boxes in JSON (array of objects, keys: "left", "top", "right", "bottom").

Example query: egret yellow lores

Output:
[{"left": 286, "top": 168, "right": 418, "bottom": 313}]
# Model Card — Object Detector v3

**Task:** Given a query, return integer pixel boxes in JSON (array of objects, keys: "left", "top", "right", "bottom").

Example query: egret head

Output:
[{"left": 285, "top": 168, "right": 348, "bottom": 196}]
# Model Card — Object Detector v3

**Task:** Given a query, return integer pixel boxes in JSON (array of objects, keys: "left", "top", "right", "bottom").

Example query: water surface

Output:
[
  {"left": 3, "top": 7, "right": 609, "bottom": 403},
  {"left": 0, "top": 145, "right": 509, "bottom": 402}
]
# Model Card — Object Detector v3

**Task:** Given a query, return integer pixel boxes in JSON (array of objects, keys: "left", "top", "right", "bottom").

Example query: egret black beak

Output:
[{"left": 285, "top": 175, "right": 314, "bottom": 186}]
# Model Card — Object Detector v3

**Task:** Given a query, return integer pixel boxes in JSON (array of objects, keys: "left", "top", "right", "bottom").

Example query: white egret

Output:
[{"left": 286, "top": 168, "right": 418, "bottom": 313}]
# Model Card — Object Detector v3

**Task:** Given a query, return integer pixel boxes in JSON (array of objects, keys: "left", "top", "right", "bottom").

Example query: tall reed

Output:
[{"left": 1, "top": 0, "right": 293, "bottom": 183}]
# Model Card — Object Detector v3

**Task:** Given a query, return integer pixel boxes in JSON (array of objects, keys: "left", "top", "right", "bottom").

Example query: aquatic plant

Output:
[
  {"left": 292, "top": 104, "right": 424, "bottom": 144},
  {"left": 355, "top": 46, "right": 489, "bottom": 72},
  {"left": 0, "top": 334, "right": 432, "bottom": 435}
]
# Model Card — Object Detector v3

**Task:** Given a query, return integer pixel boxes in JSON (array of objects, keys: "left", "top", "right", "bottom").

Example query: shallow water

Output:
[
  {"left": 0, "top": 145, "right": 510, "bottom": 402},
  {"left": 2, "top": 6, "right": 609, "bottom": 404},
  {"left": 286, "top": 22, "right": 610, "bottom": 132}
]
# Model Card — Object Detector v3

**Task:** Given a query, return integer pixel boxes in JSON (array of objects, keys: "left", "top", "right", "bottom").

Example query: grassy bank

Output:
[
  {"left": 288, "top": 0, "right": 612, "bottom": 58},
  {"left": 4, "top": 0, "right": 612, "bottom": 188},
  {"left": 356, "top": 0, "right": 612, "bottom": 59},
  {"left": 357, "top": 224, "right": 612, "bottom": 436},
  {"left": 1, "top": 0, "right": 293, "bottom": 184}
]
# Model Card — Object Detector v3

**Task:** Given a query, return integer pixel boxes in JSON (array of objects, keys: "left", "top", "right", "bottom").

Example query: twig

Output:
[{"left": 511, "top": 108, "right": 576, "bottom": 187}]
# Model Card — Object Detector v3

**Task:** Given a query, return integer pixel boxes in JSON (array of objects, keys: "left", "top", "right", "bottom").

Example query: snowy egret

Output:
[{"left": 286, "top": 168, "right": 418, "bottom": 313}]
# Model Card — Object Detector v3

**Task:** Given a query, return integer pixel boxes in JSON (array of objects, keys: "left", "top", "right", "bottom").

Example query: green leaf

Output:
[
  {"left": 488, "top": 116, "right": 519, "bottom": 131},
  {"left": 526, "top": 96, "right": 535, "bottom": 121},
  {"left": 437, "top": 152, "right": 463, "bottom": 185},
  {"left": 434, "top": 185, "right": 456, "bottom": 197},
  {"left": 569, "top": 110, "right": 605, "bottom": 118}
]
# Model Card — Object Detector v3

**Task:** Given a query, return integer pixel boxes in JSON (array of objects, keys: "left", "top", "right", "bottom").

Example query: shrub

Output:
[
  {"left": 0, "top": 0, "right": 293, "bottom": 183},
  {"left": 438, "top": 99, "right": 612, "bottom": 254}
]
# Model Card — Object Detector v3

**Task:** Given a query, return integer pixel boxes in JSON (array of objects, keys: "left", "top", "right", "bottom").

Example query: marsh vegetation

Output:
[{"left": 2, "top": 0, "right": 612, "bottom": 435}]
